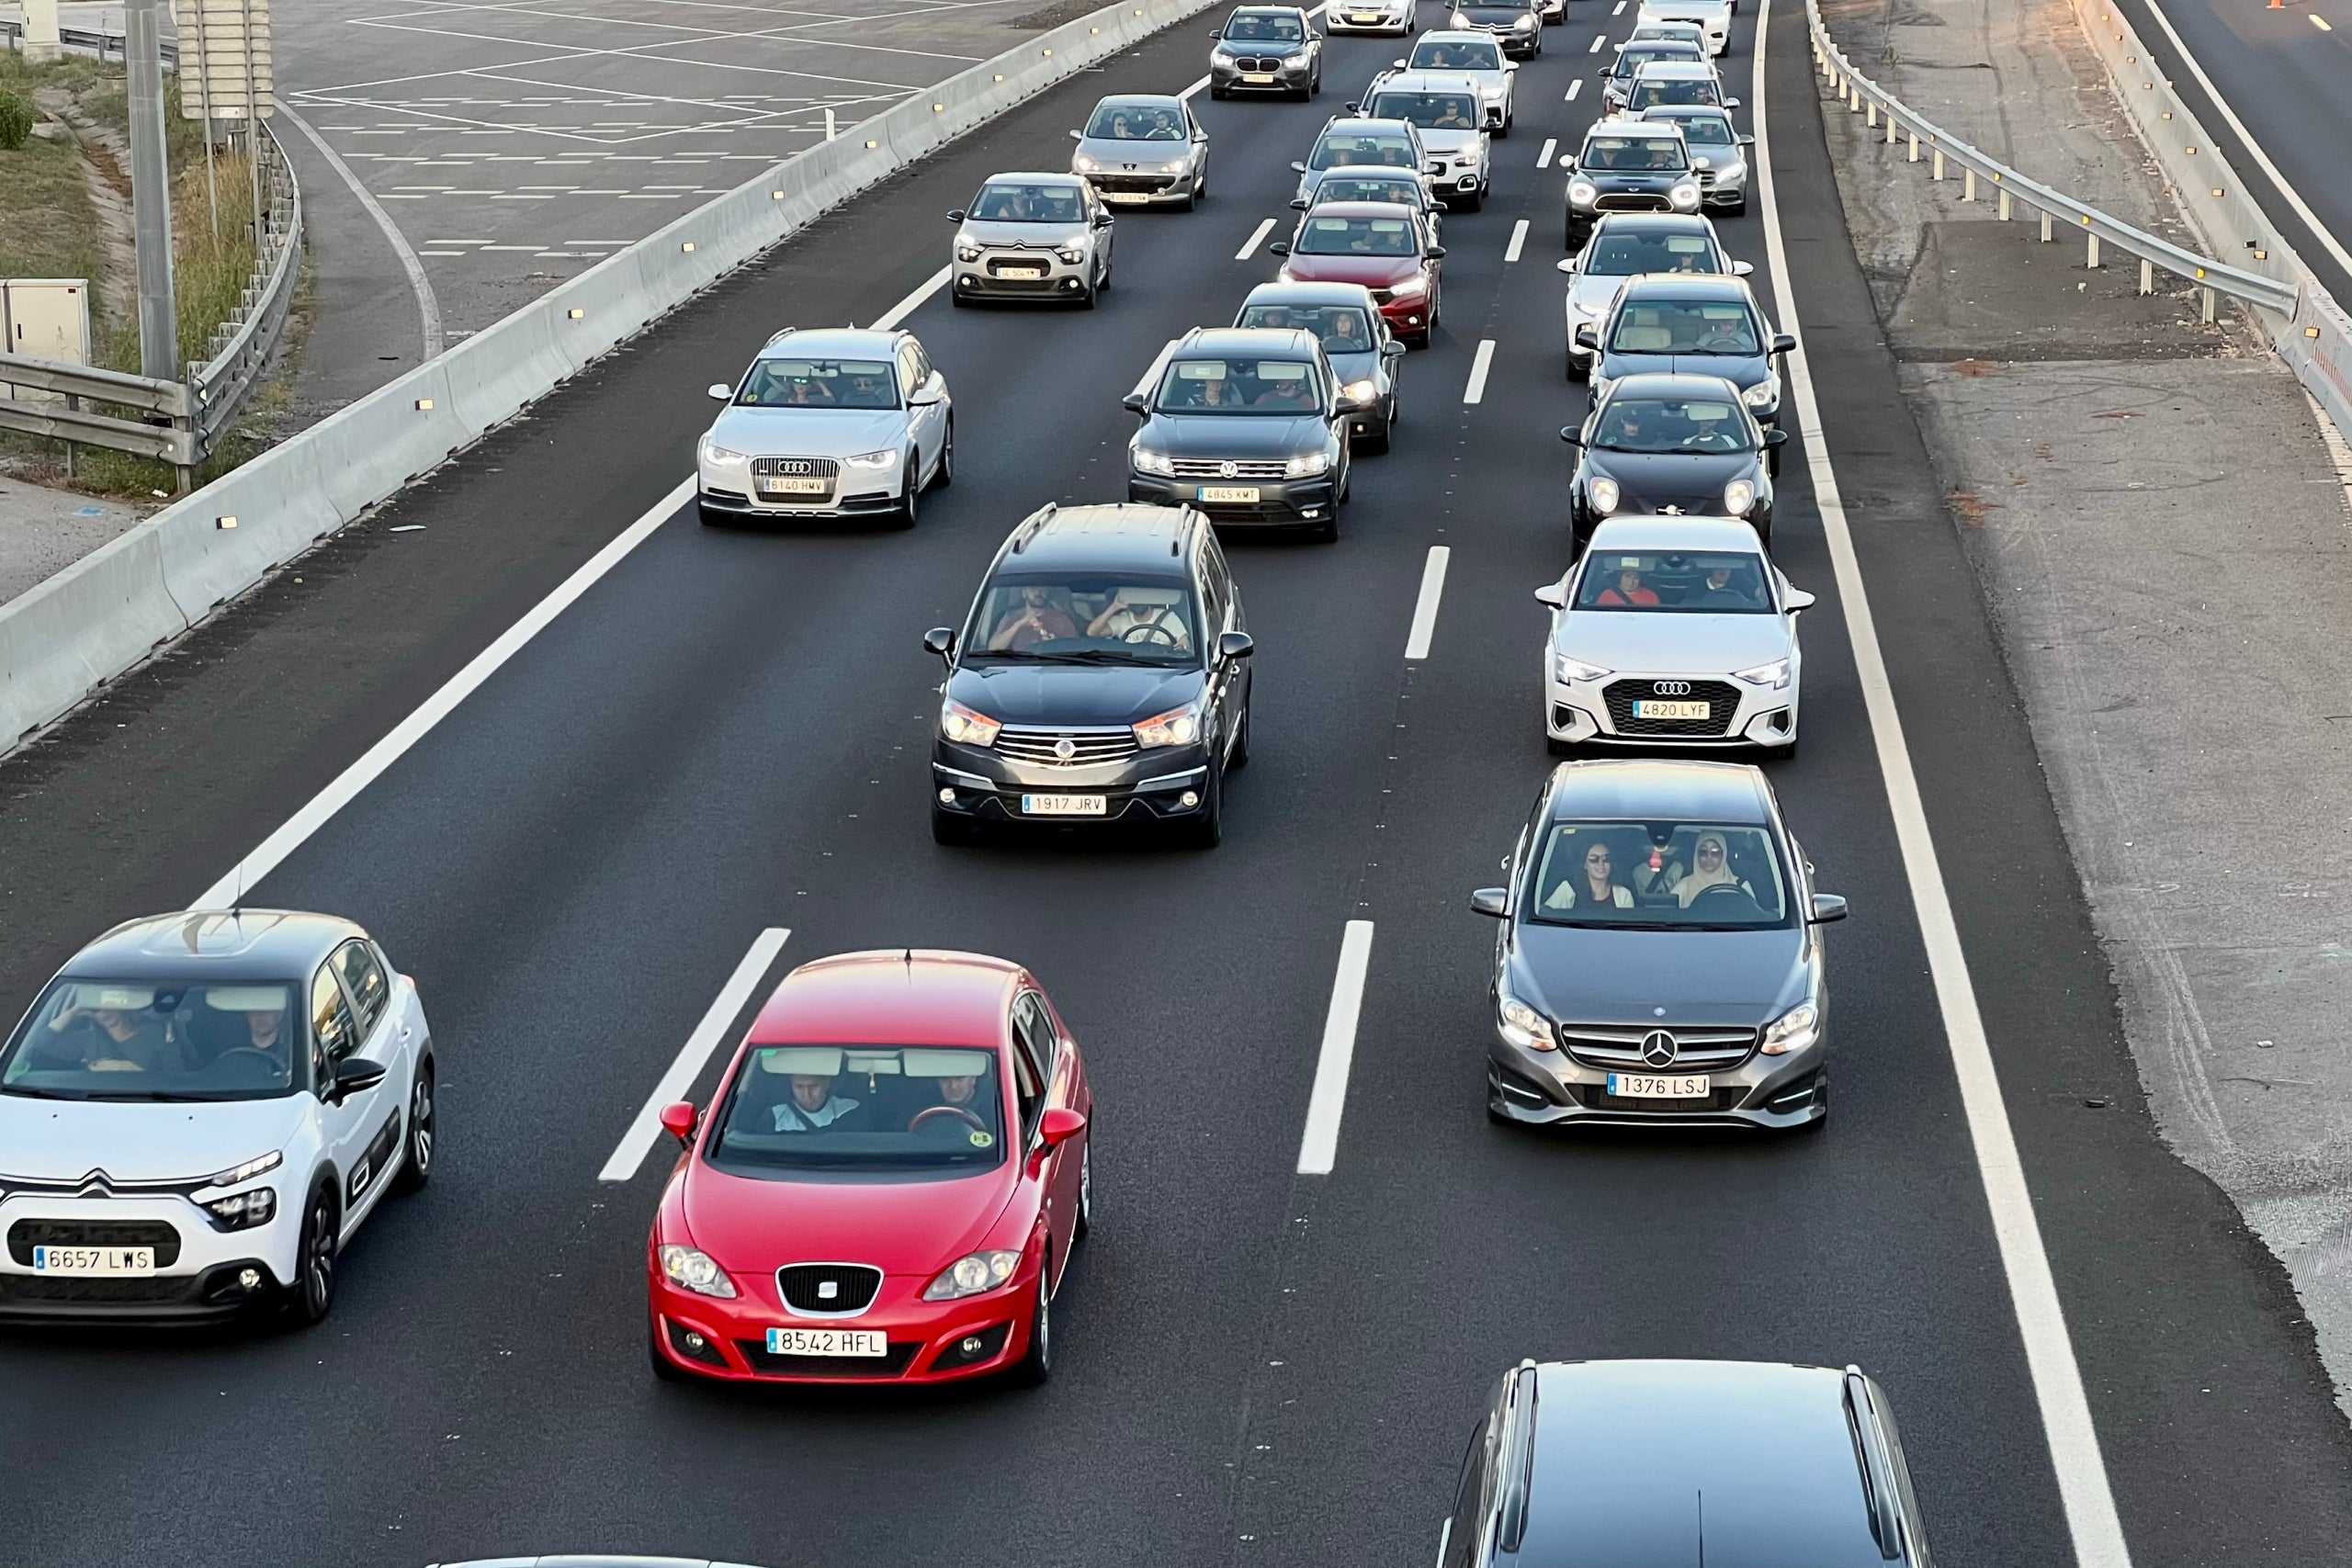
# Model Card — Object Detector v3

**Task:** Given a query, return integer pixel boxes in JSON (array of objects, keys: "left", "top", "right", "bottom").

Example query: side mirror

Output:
[
  {"left": 660, "top": 1100, "right": 698, "bottom": 1147},
  {"left": 1392, "top": 57, "right": 1408, "bottom": 67},
  {"left": 1334, "top": 394, "right": 1369, "bottom": 415},
  {"left": 1218, "top": 629, "right": 1256, "bottom": 660},
  {"left": 706, "top": 382, "right": 732, "bottom": 401},
  {"left": 1785, "top": 586, "right": 1817, "bottom": 612},
  {"left": 1573, "top": 324, "right": 1597, "bottom": 350},
  {"left": 1533, "top": 581, "right": 1566, "bottom": 609},
  {"left": 1039, "top": 1106, "right": 1088, "bottom": 1147},
  {"left": 922, "top": 626, "right": 956, "bottom": 660},
  {"left": 1067, "top": 129, "right": 1082, "bottom": 141},
  {"left": 1470, "top": 887, "right": 1510, "bottom": 919},
  {"left": 1121, "top": 391, "right": 1148, "bottom": 414},
  {"left": 1770, "top": 333, "right": 1797, "bottom": 355},
  {"left": 1382, "top": 341, "right": 1408, "bottom": 359},
  {"left": 1425, "top": 245, "right": 1446, "bottom": 259},
  {"left": 1763, "top": 427, "right": 1790, "bottom": 448},
  {"left": 1555, "top": 256, "right": 1578, "bottom": 275},
  {"left": 1737, "top": 132, "right": 1756, "bottom": 146},
  {"left": 332, "top": 1057, "right": 388, "bottom": 1099},
  {"left": 1092, "top": 212, "right": 1114, "bottom": 228},
  {"left": 1289, "top": 197, "right": 1309, "bottom": 210},
  {"left": 1290, "top": 160, "right": 1309, "bottom": 174},
  {"left": 1559, "top": 426, "right": 1583, "bottom": 446},
  {"left": 946, "top": 209, "right": 967, "bottom": 222},
  {"left": 1809, "top": 894, "right": 1849, "bottom": 924},
  {"left": 1723, "top": 97, "right": 1741, "bottom": 108},
  {"left": 1268, "top": 240, "right": 1292, "bottom": 255},
  {"left": 1732, "top": 259, "right": 1755, "bottom": 276}
]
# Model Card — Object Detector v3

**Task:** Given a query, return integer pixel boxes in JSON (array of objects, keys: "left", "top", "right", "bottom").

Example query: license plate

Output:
[
  {"left": 1198, "top": 485, "right": 1260, "bottom": 502},
  {"left": 765, "top": 1326, "right": 888, "bottom": 1358},
  {"left": 1102, "top": 191, "right": 1148, "bottom": 203},
  {"left": 1633, "top": 699, "right": 1711, "bottom": 720},
  {"left": 31, "top": 1246, "right": 155, "bottom": 1275},
  {"left": 1023, "top": 793, "right": 1107, "bottom": 816},
  {"left": 996, "top": 265, "right": 1046, "bottom": 279},
  {"left": 1349, "top": 11, "right": 1380, "bottom": 20},
  {"left": 1242, "top": 72, "right": 1277, "bottom": 83},
  {"left": 760, "top": 476, "right": 828, "bottom": 495},
  {"left": 1606, "top": 1073, "right": 1712, "bottom": 1100}
]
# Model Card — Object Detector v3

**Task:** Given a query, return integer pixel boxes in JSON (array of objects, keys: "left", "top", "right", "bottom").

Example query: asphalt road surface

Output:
[{"left": 2, "top": 1, "right": 2349, "bottom": 1565}]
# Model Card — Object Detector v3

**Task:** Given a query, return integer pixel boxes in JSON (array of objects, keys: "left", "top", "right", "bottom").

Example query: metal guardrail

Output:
[
  {"left": 190, "top": 113, "right": 300, "bottom": 448},
  {"left": 1804, "top": 0, "right": 2299, "bottom": 320},
  {"left": 0, "top": 17, "right": 178, "bottom": 64}
]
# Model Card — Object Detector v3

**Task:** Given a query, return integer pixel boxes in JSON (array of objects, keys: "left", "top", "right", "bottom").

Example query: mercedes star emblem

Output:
[{"left": 1640, "top": 1030, "right": 1679, "bottom": 1067}]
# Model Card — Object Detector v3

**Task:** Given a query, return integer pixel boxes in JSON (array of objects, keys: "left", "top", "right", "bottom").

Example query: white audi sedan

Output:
[
  {"left": 1538, "top": 517, "right": 1813, "bottom": 754},
  {"left": 0, "top": 910, "right": 434, "bottom": 1325},
  {"left": 697, "top": 326, "right": 953, "bottom": 528}
]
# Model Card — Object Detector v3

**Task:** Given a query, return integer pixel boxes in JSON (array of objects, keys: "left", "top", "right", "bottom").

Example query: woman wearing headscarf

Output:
[
  {"left": 1544, "top": 839, "right": 1634, "bottom": 913},
  {"left": 1671, "top": 832, "right": 1750, "bottom": 907}
]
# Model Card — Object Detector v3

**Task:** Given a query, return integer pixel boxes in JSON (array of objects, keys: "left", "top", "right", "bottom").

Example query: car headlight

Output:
[
  {"left": 1388, "top": 274, "right": 1429, "bottom": 299},
  {"left": 956, "top": 241, "right": 982, "bottom": 262},
  {"left": 1134, "top": 704, "right": 1203, "bottom": 748},
  {"left": 1131, "top": 446, "right": 1175, "bottom": 476},
  {"left": 1717, "top": 159, "right": 1748, "bottom": 186},
  {"left": 1498, "top": 994, "right": 1556, "bottom": 1052},
  {"left": 1567, "top": 178, "right": 1599, "bottom": 209},
  {"left": 1734, "top": 657, "right": 1792, "bottom": 690},
  {"left": 1723, "top": 478, "right": 1757, "bottom": 515},
  {"left": 843, "top": 447, "right": 899, "bottom": 468},
  {"left": 1160, "top": 157, "right": 1191, "bottom": 174},
  {"left": 923, "top": 1248, "right": 1023, "bottom": 1301},
  {"left": 1513, "top": 13, "right": 1534, "bottom": 26},
  {"left": 207, "top": 1150, "right": 283, "bottom": 1188},
  {"left": 1669, "top": 183, "right": 1701, "bottom": 209},
  {"left": 658, "top": 1244, "right": 739, "bottom": 1299},
  {"left": 1587, "top": 475, "right": 1622, "bottom": 513},
  {"left": 201, "top": 1186, "right": 277, "bottom": 1231},
  {"left": 1057, "top": 244, "right": 1088, "bottom": 265},
  {"left": 1282, "top": 53, "right": 1308, "bottom": 70},
  {"left": 940, "top": 699, "right": 1001, "bottom": 746},
  {"left": 1760, "top": 1002, "right": 1818, "bottom": 1055},
  {"left": 1284, "top": 450, "right": 1331, "bottom": 478},
  {"left": 1743, "top": 377, "right": 1779, "bottom": 408},
  {"left": 1342, "top": 378, "right": 1380, "bottom": 404},
  {"left": 1073, "top": 152, "right": 1101, "bottom": 173},
  {"left": 1555, "top": 653, "right": 1613, "bottom": 683},
  {"left": 701, "top": 440, "right": 746, "bottom": 466}
]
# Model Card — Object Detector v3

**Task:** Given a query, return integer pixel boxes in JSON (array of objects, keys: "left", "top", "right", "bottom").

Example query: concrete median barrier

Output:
[{"left": 0, "top": 0, "right": 1222, "bottom": 754}]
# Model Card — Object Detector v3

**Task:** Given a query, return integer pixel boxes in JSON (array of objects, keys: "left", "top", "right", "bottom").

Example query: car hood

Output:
[
  {"left": 706, "top": 406, "right": 907, "bottom": 458},
  {"left": 0, "top": 1094, "right": 311, "bottom": 1183},
  {"left": 680, "top": 1159, "right": 1017, "bottom": 1276},
  {"left": 960, "top": 219, "right": 1089, "bottom": 250},
  {"left": 1325, "top": 346, "right": 1383, "bottom": 385},
  {"left": 1600, "top": 350, "right": 1768, "bottom": 390},
  {"left": 1581, "top": 169, "right": 1690, "bottom": 189},
  {"left": 1509, "top": 924, "right": 1809, "bottom": 1026},
  {"left": 1568, "top": 271, "right": 1633, "bottom": 317},
  {"left": 1139, "top": 412, "right": 1329, "bottom": 457},
  {"left": 1555, "top": 604, "right": 1790, "bottom": 672},
  {"left": 1283, "top": 254, "right": 1426, "bottom": 288},
  {"left": 1075, "top": 139, "right": 1190, "bottom": 169},
  {"left": 1222, "top": 37, "right": 1306, "bottom": 53},
  {"left": 1580, "top": 447, "right": 1759, "bottom": 509},
  {"left": 1418, "top": 129, "right": 1485, "bottom": 159},
  {"left": 949, "top": 662, "right": 1206, "bottom": 727}
]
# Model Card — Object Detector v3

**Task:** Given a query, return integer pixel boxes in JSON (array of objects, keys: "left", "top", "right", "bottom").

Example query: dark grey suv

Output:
[
  {"left": 1442, "top": 1359, "right": 1934, "bottom": 1567},
  {"left": 926, "top": 502, "right": 1253, "bottom": 847},
  {"left": 1125, "top": 327, "right": 1364, "bottom": 538},
  {"left": 1471, "top": 759, "right": 1845, "bottom": 1128}
]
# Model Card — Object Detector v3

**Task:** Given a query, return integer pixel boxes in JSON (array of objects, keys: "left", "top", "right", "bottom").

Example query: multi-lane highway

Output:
[{"left": 3, "top": 1, "right": 2350, "bottom": 1564}]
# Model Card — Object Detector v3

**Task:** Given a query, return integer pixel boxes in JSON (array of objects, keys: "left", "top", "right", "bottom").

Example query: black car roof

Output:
[
  {"left": 1001, "top": 502, "right": 1198, "bottom": 575},
  {"left": 1543, "top": 759, "right": 1770, "bottom": 824},
  {"left": 53, "top": 909, "right": 363, "bottom": 985}
]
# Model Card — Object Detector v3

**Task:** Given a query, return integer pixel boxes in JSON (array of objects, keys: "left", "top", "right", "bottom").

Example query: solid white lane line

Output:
[
  {"left": 276, "top": 97, "right": 443, "bottom": 359},
  {"left": 1589, "top": 32, "right": 1608, "bottom": 51},
  {"left": 1237, "top": 216, "right": 1278, "bottom": 260},
  {"left": 1178, "top": 72, "right": 1210, "bottom": 100},
  {"left": 1536, "top": 136, "right": 1557, "bottom": 168},
  {"left": 1748, "top": 5, "right": 2133, "bottom": 1564},
  {"left": 599, "top": 927, "right": 790, "bottom": 1181},
  {"left": 1505, "top": 219, "right": 1528, "bottom": 262},
  {"left": 1463, "top": 338, "right": 1497, "bottom": 404},
  {"left": 1404, "top": 546, "right": 1450, "bottom": 660},
  {"left": 1566, "top": 77, "right": 1583, "bottom": 100},
  {"left": 873, "top": 265, "right": 951, "bottom": 329},
  {"left": 1296, "top": 920, "right": 1374, "bottom": 1175}
]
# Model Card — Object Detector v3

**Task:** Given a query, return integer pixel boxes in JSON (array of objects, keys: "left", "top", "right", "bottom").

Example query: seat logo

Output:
[
  {"left": 1219, "top": 461, "right": 1239, "bottom": 478},
  {"left": 1054, "top": 738, "right": 1078, "bottom": 761},
  {"left": 817, "top": 1280, "right": 841, "bottom": 1301},
  {"left": 1641, "top": 1030, "right": 1679, "bottom": 1067},
  {"left": 1653, "top": 680, "right": 1692, "bottom": 696}
]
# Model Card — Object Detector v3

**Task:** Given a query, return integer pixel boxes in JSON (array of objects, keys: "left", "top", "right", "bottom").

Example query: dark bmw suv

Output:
[
  {"left": 1125, "top": 327, "right": 1365, "bottom": 538},
  {"left": 926, "top": 502, "right": 1253, "bottom": 847},
  {"left": 1442, "top": 1359, "right": 1934, "bottom": 1566},
  {"left": 1470, "top": 759, "right": 1845, "bottom": 1128}
]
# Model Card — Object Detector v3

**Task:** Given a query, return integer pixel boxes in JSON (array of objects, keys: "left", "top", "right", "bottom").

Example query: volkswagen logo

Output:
[
  {"left": 1053, "top": 737, "right": 1078, "bottom": 761},
  {"left": 1653, "top": 680, "right": 1692, "bottom": 696},
  {"left": 1640, "top": 1030, "right": 1679, "bottom": 1067},
  {"left": 1219, "top": 460, "right": 1239, "bottom": 479}
]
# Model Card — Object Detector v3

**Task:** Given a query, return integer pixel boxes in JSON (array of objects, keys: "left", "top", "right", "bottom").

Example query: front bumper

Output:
[
  {"left": 1367, "top": 288, "right": 1435, "bottom": 336},
  {"left": 1129, "top": 471, "right": 1339, "bottom": 525},
  {"left": 1487, "top": 1027, "right": 1826, "bottom": 1129},
  {"left": 0, "top": 1192, "right": 295, "bottom": 1322},
  {"left": 1210, "top": 55, "right": 1313, "bottom": 92},
  {"left": 955, "top": 245, "right": 1096, "bottom": 299},
  {"left": 1326, "top": 3, "right": 1415, "bottom": 29},
  {"left": 649, "top": 1261, "right": 1040, "bottom": 1383},
  {"left": 698, "top": 453, "right": 905, "bottom": 518},
  {"left": 1544, "top": 667, "right": 1796, "bottom": 749},
  {"left": 933, "top": 739, "right": 1218, "bottom": 825},
  {"left": 1078, "top": 167, "right": 1193, "bottom": 207},
  {"left": 1698, "top": 165, "right": 1749, "bottom": 207}
]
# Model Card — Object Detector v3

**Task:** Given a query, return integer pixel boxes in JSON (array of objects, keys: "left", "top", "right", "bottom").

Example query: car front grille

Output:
[
  {"left": 1602, "top": 678, "right": 1740, "bottom": 737},
  {"left": 1231, "top": 55, "right": 1288, "bottom": 71},
  {"left": 1169, "top": 457, "right": 1289, "bottom": 480},
  {"left": 1594, "top": 192, "right": 1673, "bottom": 212},
  {"left": 1570, "top": 1083, "right": 1753, "bottom": 1113},
  {"left": 996, "top": 727, "right": 1142, "bottom": 767},
  {"left": 8, "top": 1219, "right": 182, "bottom": 1267},
  {"left": 777, "top": 1262, "right": 882, "bottom": 1315},
  {"left": 751, "top": 456, "right": 838, "bottom": 479},
  {"left": 1089, "top": 174, "right": 1176, "bottom": 193},
  {"left": 1555, "top": 1024, "right": 1758, "bottom": 1071},
  {"left": 736, "top": 1338, "right": 922, "bottom": 1378}
]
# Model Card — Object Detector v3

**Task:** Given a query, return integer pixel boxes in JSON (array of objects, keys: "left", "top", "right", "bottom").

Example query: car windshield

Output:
[
  {"left": 1310, "top": 132, "right": 1418, "bottom": 170},
  {"left": 706, "top": 1045, "right": 1008, "bottom": 1173},
  {"left": 1574, "top": 548, "right": 1772, "bottom": 612},
  {"left": 735, "top": 357, "right": 899, "bottom": 408},
  {"left": 1631, "top": 76, "right": 1719, "bottom": 107},
  {"left": 970, "top": 182, "right": 1087, "bottom": 222},
  {"left": 1225, "top": 10, "right": 1304, "bottom": 39},
  {"left": 1, "top": 978, "right": 301, "bottom": 1100},
  {"left": 1154, "top": 355, "right": 1324, "bottom": 414},
  {"left": 1580, "top": 134, "right": 1687, "bottom": 172},
  {"left": 1658, "top": 113, "right": 1736, "bottom": 147},
  {"left": 1609, "top": 299, "right": 1759, "bottom": 354},
  {"left": 1613, "top": 42, "right": 1702, "bottom": 75},
  {"left": 1367, "top": 90, "right": 1482, "bottom": 130},
  {"left": 1314, "top": 174, "right": 1424, "bottom": 207},
  {"left": 1411, "top": 39, "right": 1503, "bottom": 70},
  {"left": 1589, "top": 395, "right": 1751, "bottom": 454},
  {"left": 1085, "top": 102, "right": 1185, "bottom": 141},
  {"left": 967, "top": 573, "right": 1200, "bottom": 661},
  {"left": 1528, "top": 820, "right": 1791, "bottom": 927},
  {"left": 1296, "top": 214, "right": 1420, "bottom": 256},
  {"left": 1238, "top": 302, "right": 1379, "bottom": 355},
  {"left": 1586, "top": 231, "right": 1718, "bottom": 274}
]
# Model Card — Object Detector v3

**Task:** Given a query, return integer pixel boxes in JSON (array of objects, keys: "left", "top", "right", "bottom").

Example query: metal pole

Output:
[
  {"left": 238, "top": 0, "right": 263, "bottom": 255},
  {"left": 127, "top": 0, "right": 180, "bottom": 381}
]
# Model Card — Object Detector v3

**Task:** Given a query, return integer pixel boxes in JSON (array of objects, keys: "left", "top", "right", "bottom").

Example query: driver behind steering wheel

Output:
[
  {"left": 1087, "top": 587, "right": 1193, "bottom": 652},
  {"left": 909, "top": 1070, "right": 994, "bottom": 1142}
]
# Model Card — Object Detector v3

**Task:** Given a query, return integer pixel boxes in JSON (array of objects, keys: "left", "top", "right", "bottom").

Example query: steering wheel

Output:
[
  {"left": 908, "top": 1104, "right": 988, "bottom": 1134},
  {"left": 1121, "top": 622, "right": 1180, "bottom": 647},
  {"left": 205, "top": 1046, "right": 285, "bottom": 1084},
  {"left": 1691, "top": 882, "right": 1752, "bottom": 907}
]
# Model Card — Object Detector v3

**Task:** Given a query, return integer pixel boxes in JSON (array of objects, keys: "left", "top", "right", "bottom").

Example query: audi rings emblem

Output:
[
  {"left": 1054, "top": 738, "right": 1078, "bottom": 761},
  {"left": 778, "top": 459, "right": 814, "bottom": 475},
  {"left": 1652, "top": 680, "right": 1692, "bottom": 696},
  {"left": 1640, "top": 1030, "right": 1679, "bottom": 1067},
  {"left": 1219, "top": 460, "right": 1240, "bottom": 479}
]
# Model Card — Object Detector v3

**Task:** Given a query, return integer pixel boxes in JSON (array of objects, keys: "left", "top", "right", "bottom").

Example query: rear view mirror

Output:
[
  {"left": 1121, "top": 391, "right": 1148, "bottom": 414},
  {"left": 1785, "top": 586, "right": 1817, "bottom": 612},
  {"left": 1555, "top": 257, "right": 1578, "bottom": 275},
  {"left": 922, "top": 626, "right": 956, "bottom": 660},
  {"left": 1290, "top": 160, "right": 1309, "bottom": 174},
  {"left": 1808, "top": 894, "right": 1849, "bottom": 924},
  {"left": 660, "top": 1101, "right": 698, "bottom": 1146},
  {"left": 706, "top": 382, "right": 732, "bottom": 400},
  {"left": 1573, "top": 324, "right": 1598, "bottom": 350},
  {"left": 1470, "top": 887, "right": 1509, "bottom": 919},
  {"left": 1723, "top": 97, "right": 1741, "bottom": 108},
  {"left": 1558, "top": 426, "right": 1582, "bottom": 446},
  {"left": 332, "top": 1058, "right": 387, "bottom": 1099},
  {"left": 1425, "top": 245, "right": 1446, "bottom": 259},
  {"left": 1092, "top": 212, "right": 1114, "bottom": 228},
  {"left": 945, "top": 209, "right": 966, "bottom": 222},
  {"left": 1268, "top": 240, "right": 1292, "bottom": 255},
  {"left": 1382, "top": 341, "right": 1407, "bottom": 359},
  {"left": 1068, "top": 129, "right": 1082, "bottom": 141},
  {"left": 1289, "top": 197, "right": 1309, "bottom": 209}
]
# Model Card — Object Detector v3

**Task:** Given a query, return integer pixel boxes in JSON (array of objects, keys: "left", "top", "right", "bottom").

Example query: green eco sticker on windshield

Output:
[{"left": 969, "top": 1130, "right": 995, "bottom": 1149}]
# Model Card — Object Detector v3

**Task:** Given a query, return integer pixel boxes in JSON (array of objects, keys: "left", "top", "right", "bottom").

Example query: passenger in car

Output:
[
  {"left": 772, "top": 1074, "right": 861, "bottom": 1133},
  {"left": 1544, "top": 840, "right": 1634, "bottom": 911},
  {"left": 989, "top": 584, "right": 1079, "bottom": 651},
  {"left": 40, "top": 991, "right": 173, "bottom": 1072},
  {"left": 1597, "top": 567, "right": 1661, "bottom": 607}
]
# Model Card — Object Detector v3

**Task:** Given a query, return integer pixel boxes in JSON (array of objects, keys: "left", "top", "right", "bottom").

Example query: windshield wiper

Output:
[
  {"left": 2, "top": 1085, "right": 86, "bottom": 1100},
  {"left": 1021, "top": 648, "right": 1180, "bottom": 665}
]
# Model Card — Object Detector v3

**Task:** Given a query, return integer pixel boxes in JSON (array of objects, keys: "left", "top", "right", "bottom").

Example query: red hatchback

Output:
[
  {"left": 1269, "top": 200, "right": 1445, "bottom": 344},
  {"left": 646, "top": 950, "right": 1091, "bottom": 1385}
]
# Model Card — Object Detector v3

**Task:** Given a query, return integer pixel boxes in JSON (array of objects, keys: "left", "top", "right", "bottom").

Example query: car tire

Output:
[
  {"left": 1566, "top": 347, "right": 1588, "bottom": 382},
  {"left": 1078, "top": 276, "right": 1099, "bottom": 309},
  {"left": 1074, "top": 1142, "right": 1093, "bottom": 1239},
  {"left": 931, "top": 805, "right": 975, "bottom": 845},
  {"left": 697, "top": 502, "right": 733, "bottom": 527},
  {"left": 1012, "top": 1255, "right": 1054, "bottom": 1385},
  {"left": 1458, "top": 184, "right": 1485, "bottom": 213},
  {"left": 933, "top": 418, "right": 955, "bottom": 489},
  {"left": 1727, "top": 196, "right": 1748, "bottom": 216},
  {"left": 896, "top": 456, "right": 921, "bottom": 528},
  {"left": 1228, "top": 699, "right": 1251, "bottom": 769},
  {"left": 286, "top": 1184, "right": 338, "bottom": 1327},
  {"left": 390, "top": 1058, "right": 435, "bottom": 1195},
  {"left": 950, "top": 287, "right": 969, "bottom": 308},
  {"left": 1187, "top": 766, "right": 1225, "bottom": 848},
  {"left": 1210, "top": 84, "right": 1227, "bottom": 100},
  {"left": 1176, "top": 184, "right": 1196, "bottom": 213},
  {"left": 1545, "top": 733, "right": 1577, "bottom": 757}
]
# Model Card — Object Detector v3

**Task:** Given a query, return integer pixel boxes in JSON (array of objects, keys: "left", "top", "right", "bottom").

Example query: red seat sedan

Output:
[
  {"left": 1268, "top": 200, "right": 1445, "bottom": 344},
  {"left": 646, "top": 949, "right": 1091, "bottom": 1385}
]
